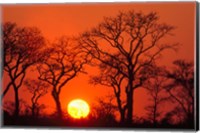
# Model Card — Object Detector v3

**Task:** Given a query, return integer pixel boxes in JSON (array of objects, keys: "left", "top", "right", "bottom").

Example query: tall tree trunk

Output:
[
  {"left": 52, "top": 89, "right": 62, "bottom": 119},
  {"left": 14, "top": 88, "right": 19, "bottom": 118},
  {"left": 126, "top": 60, "right": 134, "bottom": 124},
  {"left": 126, "top": 87, "right": 133, "bottom": 124}
]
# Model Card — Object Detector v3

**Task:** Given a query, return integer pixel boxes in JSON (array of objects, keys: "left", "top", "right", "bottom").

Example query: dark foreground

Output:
[{"left": 2, "top": 113, "right": 195, "bottom": 130}]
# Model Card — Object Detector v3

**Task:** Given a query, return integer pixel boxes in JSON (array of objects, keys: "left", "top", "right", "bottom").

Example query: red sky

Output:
[{"left": 1, "top": 2, "right": 196, "bottom": 118}]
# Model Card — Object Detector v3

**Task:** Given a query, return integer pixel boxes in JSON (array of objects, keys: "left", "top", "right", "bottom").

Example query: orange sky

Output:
[{"left": 1, "top": 2, "right": 196, "bottom": 118}]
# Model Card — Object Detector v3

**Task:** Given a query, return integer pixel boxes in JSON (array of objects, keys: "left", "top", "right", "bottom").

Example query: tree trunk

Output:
[
  {"left": 153, "top": 102, "right": 157, "bottom": 127},
  {"left": 126, "top": 88, "right": 133, "bottom": 124},
  {"left": 126, "top": 61, "right": 134, "bottom": 124},
  {"left": 119, "top": 109, "right": 125, "bottom": 124},
  {"left": 14, "top": 88, "right": 19, "bottom": 118},
  {"left": 115, "top": 91, "right": 126, "bottom": 124},
  {"left": 52, "top": 89, "right": 62, "bottom": 119},
  {"left": 31, "top": 104, "right": 35, "bottom": 117},
  {"left": 153, "top": 112, "right": 157, "bottom": 127}
]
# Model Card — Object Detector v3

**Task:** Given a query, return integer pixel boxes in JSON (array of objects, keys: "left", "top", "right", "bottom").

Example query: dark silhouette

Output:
[
  {"left": 3, "top": 99, "right": 28, "bottom": 116},
  {"left": 2, "top": 22, "right": 46, "bottom": 118},
  {"left": 165, "top": 59, "right": 194, "bottom": 127},
  {"left": 91, "top": 95, "right": 118, "bottom": 123},
  {"left": 37, "top": 36, "right": 88, "bottom": 119},
  {"left": 142, "top": 64, "right": 169, "bottom": 127},
  {"left": 24, "top": 79, "right": 49, "bottom": 117},
  {"left": 90, "top": 65, "right": 127, "bottom": 123},
  {"left": 79, "top": 11, "right": 178, "bottom": 124}
]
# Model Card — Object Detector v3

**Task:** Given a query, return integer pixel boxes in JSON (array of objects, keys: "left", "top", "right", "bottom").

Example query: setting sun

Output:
[{"left": 67, "top": 99, "right": 90, "bottom": 119}]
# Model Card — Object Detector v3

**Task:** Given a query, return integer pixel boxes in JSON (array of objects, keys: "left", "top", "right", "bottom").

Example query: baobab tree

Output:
[
  {"left": 37, "top": 37, "right": 88, "bottom": 119},
  {"left": 165, "top": 59, "right": 194, "bottom": 126},
  {"left": 24, "top": 79, "right": 49, "bottom": 117},
  {"left": 79, "top": 11, "right": 178, "bottom": 123},
  {"left": 2, "top": 22, "right": 46, "bottom": 117}
]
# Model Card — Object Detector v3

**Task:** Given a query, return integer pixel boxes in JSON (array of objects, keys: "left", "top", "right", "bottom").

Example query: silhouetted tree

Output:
[
  {"left": 24, "top": 79, "right": 49, "bottom": 117},
  {"left": 91, "top": 94, "right": 118, "bottom": 125},
  {"left": 165, "top": 59, "right": 194, "bottom": 126},
  {"left": 79, "top": 11, "right": 178, "bottom": 123},
  {"left": 2, "top": 22, "right": 46, "bottom": 117},
  {"left": 37, "top": 36, "right": 88, "bottom": 119},
  {"left": 90, "top": 65, "right": 127, "bottom": 123},
  {"left": 3, "top": 99, "right": 28, "bottom": 116},
  {"left": 143, "top": 65, "right": 169, "bottom": 127}
]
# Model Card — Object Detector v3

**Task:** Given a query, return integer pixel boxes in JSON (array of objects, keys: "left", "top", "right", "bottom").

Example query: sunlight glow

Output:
[{"left": 67, "top": 99, "right": 90, "bottom": 119}]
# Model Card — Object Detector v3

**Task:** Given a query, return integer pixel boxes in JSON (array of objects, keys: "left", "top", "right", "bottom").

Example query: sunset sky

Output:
[{"left": 1, "top": 2, "right": 196, "bottom": 118}]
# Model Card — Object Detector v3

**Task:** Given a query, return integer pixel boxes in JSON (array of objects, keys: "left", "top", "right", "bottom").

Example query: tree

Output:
[
  {"left": 165, "top": 59, "right": 194, "bottom": 126},
  {"left": 143, "top": 65, "right": 169, "bottom": 127},
  {"left": 90, "top": 63, "right": 127, "bottom": 123},
  {"left": 79, "top": 11, "right": 178, "bottom": 123},
  {"left": 3, "top": 99, "right": 28, "bottom": 116},
  {"left": 37, "top": 37, "right": 88, "bottom": 119},
  {"left": 24, "top": 79, "right": 49, "bottom": 117},
  {"left": 91, "top": 94, "right": 118, "bottom": 125},
  {"left": 2, "top": 22, "right": 46, "bottom": 117}
]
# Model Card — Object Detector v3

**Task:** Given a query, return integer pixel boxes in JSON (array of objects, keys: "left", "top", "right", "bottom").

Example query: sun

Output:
[{"left": 67, "top": 99, "right": 90, "bottom": 119}]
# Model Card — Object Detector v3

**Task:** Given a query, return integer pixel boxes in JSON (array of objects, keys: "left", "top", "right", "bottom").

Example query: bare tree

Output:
[
  {"left": 2, "top": 22, "right": 46, "bottom": 117},
  {"left": 24, "top": 79, "right": 49, "bottom": 117},
  {"left": 37, "top": 37, "right": 88, "bottom": 119},
  {"left": 143, "top": 65, "right": 169, "bottom": 127},
  {"left": 165, "top": 59, "right": 194, "bottom": 125},
  {"left": 91, "top": 94, "right": 118, "bottom": 124},
  {"left": 79, "top": 11, "right": 178, "bottom": 123},
  {"left": 90, "top": 63, "right": 127, "bottom": 123},
  {"left": 3, "top": 99, "right": 28, "bottom": 116}
]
